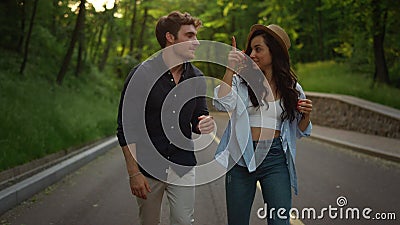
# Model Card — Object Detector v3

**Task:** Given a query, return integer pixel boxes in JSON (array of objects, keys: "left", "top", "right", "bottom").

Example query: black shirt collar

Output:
[{"left": 154, "top": 52, "right": 189, "bottom": 76}]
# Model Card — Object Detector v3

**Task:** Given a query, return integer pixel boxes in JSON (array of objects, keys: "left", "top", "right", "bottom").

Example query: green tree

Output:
[
  {"left": 57, "top": 0, "right": 86, "bottom": 85},
  {"left": 325, "top": 0, "right": 399, "bottom": 85},
  {"left": 98, "top": 2, "right": 118, "bottom": 71},
  {"left": 19, "top": 0, "right": 39, "bottom": 75}
]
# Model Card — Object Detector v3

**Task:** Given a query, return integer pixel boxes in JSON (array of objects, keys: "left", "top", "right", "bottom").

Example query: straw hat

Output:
[{"left": 247, "top": 24, "right": 291, "bottom": 57}]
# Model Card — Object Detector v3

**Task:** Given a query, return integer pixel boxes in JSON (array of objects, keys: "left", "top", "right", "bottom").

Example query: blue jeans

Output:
[{"left": 226, "top": 138, "right": 291, "bottom": 225}]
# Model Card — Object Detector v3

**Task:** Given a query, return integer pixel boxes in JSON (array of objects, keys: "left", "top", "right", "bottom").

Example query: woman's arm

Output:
[
  {"left": 297, "top": 99, "right": 312, "bottom": 132},
  {"left": 295, "top": 83, "right": 312, "bottom": 133},
  {"left": 217, "top": 69, "right": 235, "bottom": 98},
  {"left": 217, "top": 36, "right": 246, "bottom": 98}
]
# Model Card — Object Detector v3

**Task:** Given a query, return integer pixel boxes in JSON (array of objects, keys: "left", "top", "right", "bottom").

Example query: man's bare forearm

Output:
[{"left": 121, "top": 144, "right": 140, "bottom": 175}]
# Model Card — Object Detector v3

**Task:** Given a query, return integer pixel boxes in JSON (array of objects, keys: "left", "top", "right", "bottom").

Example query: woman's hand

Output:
[
  {"left": 227, "top": 36, "right": 246, "bottom": 73},
  {"left": 297, "top": 99, "right": 312, "bottom": 116},
  {"left": 297, "top": 99, "right": 312, "bottom": 132}
]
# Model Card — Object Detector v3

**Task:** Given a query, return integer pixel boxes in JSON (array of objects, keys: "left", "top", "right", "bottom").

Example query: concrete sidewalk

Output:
[
  {"left": 310, "top": 125, "right": 400, "bottom": 163},
  {"left": 1, "top": 123, "right": 399, "bottom": 216}
]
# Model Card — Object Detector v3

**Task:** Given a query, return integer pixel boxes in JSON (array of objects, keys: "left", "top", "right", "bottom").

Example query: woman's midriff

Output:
[{"left": 251, "top": 127, "right": 281, "bottom": 141}]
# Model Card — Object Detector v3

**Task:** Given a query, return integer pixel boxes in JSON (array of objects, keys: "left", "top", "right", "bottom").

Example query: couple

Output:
[{"left": 116, "top": 11, "right": 312, "bottom": 225}]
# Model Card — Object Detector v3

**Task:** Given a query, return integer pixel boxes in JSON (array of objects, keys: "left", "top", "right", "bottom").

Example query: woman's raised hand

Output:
[{"left": 227, "top": 36, "right": 246, "bottom": 73}]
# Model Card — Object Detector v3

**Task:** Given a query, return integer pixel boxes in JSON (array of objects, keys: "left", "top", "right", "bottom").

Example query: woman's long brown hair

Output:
[{"left": 240, "top": 30, "right": 300, "bottom": 122}]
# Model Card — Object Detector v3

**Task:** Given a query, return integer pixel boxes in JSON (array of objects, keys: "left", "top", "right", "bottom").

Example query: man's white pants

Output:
[{"left": 137, "top": 167, "right": 195, "bottom": 225}]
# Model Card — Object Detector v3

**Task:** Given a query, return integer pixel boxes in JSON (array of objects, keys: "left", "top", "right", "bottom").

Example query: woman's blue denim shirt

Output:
[{"left": 213, "top": 75, "right": 312, "bottom": 195}]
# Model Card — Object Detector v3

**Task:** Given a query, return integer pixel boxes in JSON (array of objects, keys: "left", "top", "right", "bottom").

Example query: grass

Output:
[
  {"left": 0, "top": 59, "right": 121, "bottom": 172},
  {"left": 295, "top": 61, "right": 400, "bottom": 110}
]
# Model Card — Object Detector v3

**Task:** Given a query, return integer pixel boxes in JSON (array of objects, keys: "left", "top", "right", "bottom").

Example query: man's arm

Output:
[
  {"left": 191, "top": 76, "right": 214, "bottom": 134},
  {"left": 121, "top": 144, "right": 151, "bottom": 199},
  {"left": 117, "top": 65, "right": 151, "bottom": 199}
]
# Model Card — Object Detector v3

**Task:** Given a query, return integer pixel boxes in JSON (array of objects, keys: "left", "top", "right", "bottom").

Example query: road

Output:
[
  {"left": 0, "top": 113, "right": 399, "bottom": 225},
  {"left": 293, "top": 138, "right": 400, "bottom": 225}
]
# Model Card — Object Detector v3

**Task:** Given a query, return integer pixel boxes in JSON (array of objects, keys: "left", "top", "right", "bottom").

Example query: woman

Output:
[{"left": 213, "top": 24, "right": 312, "bottom": 225}]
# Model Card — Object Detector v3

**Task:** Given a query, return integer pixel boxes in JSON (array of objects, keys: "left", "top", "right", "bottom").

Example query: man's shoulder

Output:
[
  {"left": 187, "top": 63, "right": 204, "bottom": 77},
  {"left": 140, "top": 54, "right": 160, "bottom": 68},
  {"left": 125, "top": 55, "right": 165, "bottom": 81},
  {"left": 123, "top": 63, "right": 142, "bottom": 83}
]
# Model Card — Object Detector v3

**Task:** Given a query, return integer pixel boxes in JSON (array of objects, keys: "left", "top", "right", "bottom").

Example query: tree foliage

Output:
[{"left": 0, "top": 0, "right": 399, "bottom": 85}]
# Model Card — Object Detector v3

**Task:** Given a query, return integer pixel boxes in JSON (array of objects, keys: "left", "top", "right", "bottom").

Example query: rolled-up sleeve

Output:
[
  {"left": 212, "top": 76, "right": 240, "bottom": 112},
  {"left": 116, "top": 70, "right": 135, "bottom": 147},
  {"left": 295, "top": 82, "right": 312, "bottom": 138},
  {"left": 296, "top": 121, "right": 312, "bottom": 138},
  {"left": 116, "top": 65, "right": 146, "bottom": 147},
  {"left": 212, "top": 85, "right": 237, "bottom": 112}
]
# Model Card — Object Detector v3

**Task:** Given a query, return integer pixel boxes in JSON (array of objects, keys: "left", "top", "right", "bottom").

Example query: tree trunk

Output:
[
  {"left": 129, "top": 0, "right": 138, "bottom": 54},
  {"left": 75, "top": 32, "right": 84, "bottom": 76},
  {"left": 51, "top": 0, "right": 57, "bottom": 35},
  {"left": 317, "top": 0, "right": 324, "bottom": 60},
  {"left": 98, "top": 2, "right": 117, "bottom": 71},
  {"left": 88, "top": 25, "right": 100, "bottom": 61},
  {"left": 98, "top": 24, "right": 113, "bottom": 71},
  {"left": 373, "top": 33, "right": 389, "bottom": 84},
  {"left": 19, "top": 0, "right": 38, "bottom": 75},
  {"left": 56, "top": 0, "right": 86, "bottom": 85},
  {"left": 119, "top": 43, "right": 126, "bottom": 57},
  {"left": 136, "top": 7, "right": 148, "bottom": 60},
  {"left": 372, "top": 0, "right": 389, "bottom": 84},
  {"left": 75, "top": 2, "right": 86, "bottom": 76},
  {"left": 118, "top": 3, "right": 129, "bottom": 57},
  {"left": 17, "top": 0, "right": 26, "bottom": 53},
  {"left": 92, "top": 24, "right": 105, "bottom": 63}
]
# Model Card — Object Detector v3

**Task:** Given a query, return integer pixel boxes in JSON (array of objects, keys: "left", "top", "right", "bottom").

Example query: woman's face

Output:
[{"left": 249, "top": 35, "right": 272, "bottom": 73}]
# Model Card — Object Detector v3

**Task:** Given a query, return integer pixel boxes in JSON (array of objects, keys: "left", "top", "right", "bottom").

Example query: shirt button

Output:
[
  {"left": 171, "top": 126, "right": 174, "bottom": 129},
  {"left": 170, "top": 79, "right": 174, "bottom": 82},
  {"left": 172, "top": 110, "right": 176, "bottom": 114},
  {"left": 174, "top": 94, "right": 177, "bottom": 98}
]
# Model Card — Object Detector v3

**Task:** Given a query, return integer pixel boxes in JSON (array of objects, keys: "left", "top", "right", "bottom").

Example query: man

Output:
[{"left": 116, "top": 11, "right": 214, "bottom": 225}]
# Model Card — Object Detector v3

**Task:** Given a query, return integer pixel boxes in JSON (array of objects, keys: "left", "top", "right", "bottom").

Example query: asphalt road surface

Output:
[{"left": 0, "top": 113, "right": 399, "bottom": 225}]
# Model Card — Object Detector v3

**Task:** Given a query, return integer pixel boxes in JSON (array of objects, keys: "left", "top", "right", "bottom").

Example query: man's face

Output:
[{"left": 170, "top": 25, "right": 200, "bottom": 60}]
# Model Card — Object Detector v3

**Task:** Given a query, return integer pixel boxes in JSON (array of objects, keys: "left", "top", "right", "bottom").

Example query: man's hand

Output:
[
  {"left": 129, "top": 173, "right": 151, "bottom": 199},
  {"left": 121, "top": 145, "right": 151, "bottom": 199},
  {"left": 197, "top": 115, "right": 215, "bottom": 134}
]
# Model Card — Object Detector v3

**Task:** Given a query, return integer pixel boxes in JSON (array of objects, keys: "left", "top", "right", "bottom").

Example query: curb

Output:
[
  {"left": 0, "top": 137, "right": 118, "bottom": 215},
  {"left": 309, "top": 134, "right": 400, "bottom": 163}
]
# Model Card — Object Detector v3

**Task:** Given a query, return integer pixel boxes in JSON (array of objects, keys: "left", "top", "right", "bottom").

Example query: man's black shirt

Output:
[{"left": 116, "top": 53, "right": 209, "bottom": 179}]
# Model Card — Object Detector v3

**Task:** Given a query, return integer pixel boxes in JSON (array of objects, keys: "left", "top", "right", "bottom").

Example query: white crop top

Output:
[{"left": 247, "top": 99, "right": 283, "bottom": 130}]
